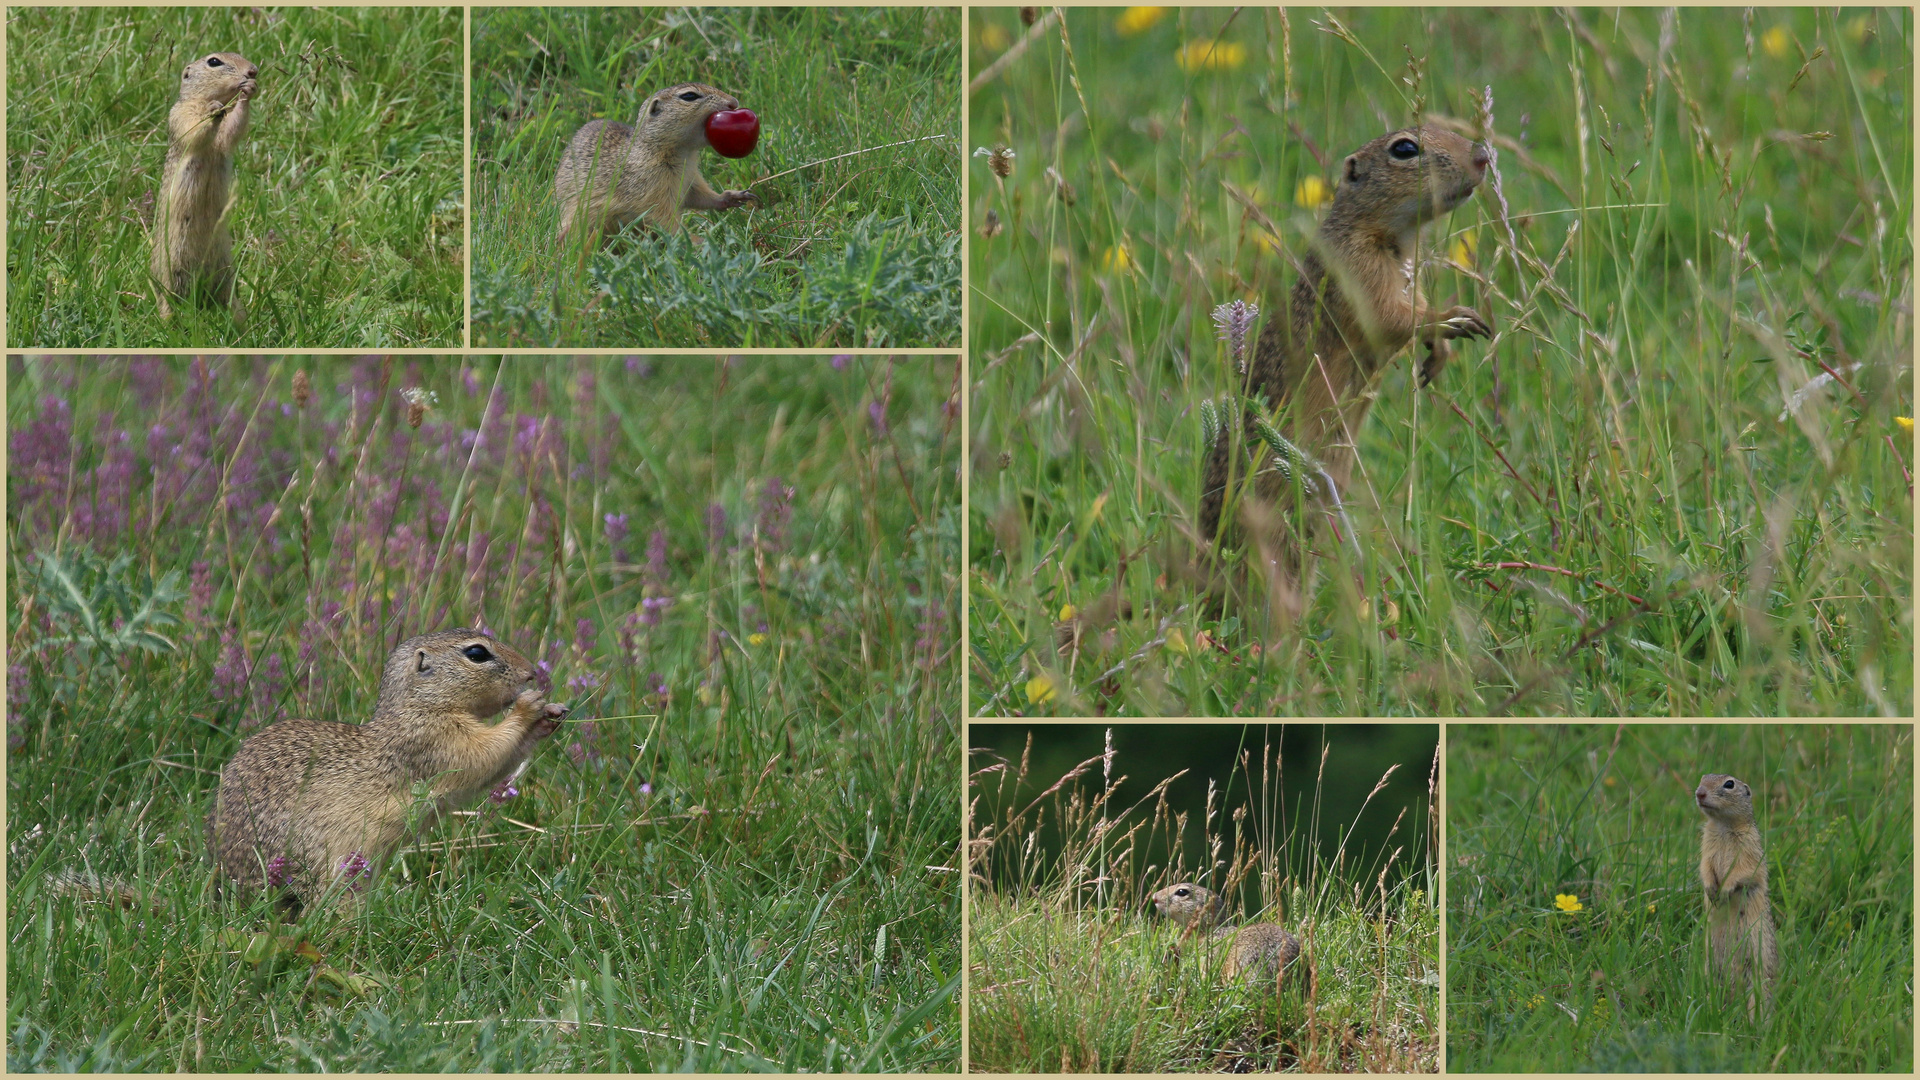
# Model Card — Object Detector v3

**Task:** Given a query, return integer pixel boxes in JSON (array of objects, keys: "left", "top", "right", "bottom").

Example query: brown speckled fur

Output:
[
  {"left": 211, "top": 629, "right": 568, "bottom": 905},
  {"left": 1199, "top": 125, "right": 1492, "bottom": 570}
]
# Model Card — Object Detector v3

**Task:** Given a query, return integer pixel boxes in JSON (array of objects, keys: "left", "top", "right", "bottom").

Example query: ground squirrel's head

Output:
[
  {"left": 1696, "top": 773, "right": 1757, "bottom": 824},
  {"left": 178, "top": 52, "right": 258, "bottom": 104},
  {"left": 637, "top": 82, "right": 741, "bottom": 154},
  {"left": 1149, "top": 882, "right": 1224, "bottom": 928},
  {"left": 373, "top": 629, "right": 540, "bottom": 721},
  {"left": 1334, "top": 124, "right": 1489, "bottom": 240}
]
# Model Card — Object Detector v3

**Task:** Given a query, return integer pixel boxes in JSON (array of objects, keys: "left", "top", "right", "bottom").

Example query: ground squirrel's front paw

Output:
[
  {"left": 530, "top": 701, "right": 569, "bottom": 740},
  {"left": 510, "top": 689, "right": 567, "bottom": 739},
  {"left": 720, "top": 189, "right": 759, "bottom": 210},
  {"left": 1433, "top": 305, "right": 1492, "bottom": 340}
]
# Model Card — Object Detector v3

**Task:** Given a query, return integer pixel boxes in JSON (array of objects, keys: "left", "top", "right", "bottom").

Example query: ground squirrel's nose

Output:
[{"left": 1472, "top": 143, "right": 1490, "bottom": 170}]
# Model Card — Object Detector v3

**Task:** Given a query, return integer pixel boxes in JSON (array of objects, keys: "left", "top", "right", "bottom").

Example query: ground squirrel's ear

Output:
[
  {"left": 1345, "top": 152, "right": 1367, "bottom": 183},
  {"left": 650, "top": 98, "right": 662, "bottom": 117},
  {"left": 415, "top": 649, "right": 432, "bottom": 675}
]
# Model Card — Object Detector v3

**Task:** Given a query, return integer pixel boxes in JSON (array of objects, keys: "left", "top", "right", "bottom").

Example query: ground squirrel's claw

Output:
[
  {"left": 1437, "top": 306, "right": 1492, "bottom": 340},
  {"left": 725, "top": 189, "right": 760, "bottom": 209}
]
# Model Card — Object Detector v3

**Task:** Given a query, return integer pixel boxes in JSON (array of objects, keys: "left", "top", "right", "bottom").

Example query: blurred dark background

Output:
[{"left": 969, "top": 723, "right": 1436, "bottom": 903}]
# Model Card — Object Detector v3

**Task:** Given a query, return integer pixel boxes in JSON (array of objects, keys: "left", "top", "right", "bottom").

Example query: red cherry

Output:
[{"left": 706, "top": 109, "right": 760, "bottom": 158}]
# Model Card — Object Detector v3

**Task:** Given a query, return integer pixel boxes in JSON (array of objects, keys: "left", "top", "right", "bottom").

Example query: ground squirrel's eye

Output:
[
  {"left": 1389, "top": 138, "right": 1420, "bottom": 160},
  {"left": 1722, "top": 779, "right": 1737, "bottom": 790},
  {"left": 678, "top": 91, "right": 702, "bottom": 102},
  {"left": 1174, "top": 887, "right": 1189, "bottom": 897},
  {"left": 207, "top": 57, "right": 224, "bottom": 67},
  {"left": 462, "top": 644, "right": 494, "bottom": 663}
]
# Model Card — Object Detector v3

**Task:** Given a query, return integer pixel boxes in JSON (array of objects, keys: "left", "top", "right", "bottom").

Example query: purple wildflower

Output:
[
  {"left": 868, "top": 399, "right": 888, "bottom": 436},
  {"left": 186, "top": 561, "right": 214, "bottom": 624},
  {"left": 639, "top": 595, "right": 671, "bottom": 628},
  {"left": 266, "top": 854, "right": 291, "bottom": 888},
  {"left": 639, "top": 782, "right": 654, "bottom": 796},
  {"left": 212, "top": 630, "right": 251, "bottom": 702},
  {"left": 830, "top": 355, "right": 851, "bottom": 369},
  {"left": 337, "top": 851, "right": 372, "bottom": 891},
  {"left": 603, "top": 512, "right": 630, "bottom": 547},
  {"left": 254, "top": 653, "right": 286, "bottom": 722},
  {"left": 566, "top": 670, "right": 602, "bottom": 695},
  {"left": 705, "top": 504, "right": 728, "bottom": 555},
  {"left": 488, "top": 781, "right": 519, "bottom": 804},
  {"left": 1212, "top": 299, "right": 1260, "bottom": 373},
  {"left": 756, "top": 477, "right": 795, "bottom": 552},
  {"left": 573, "top": 618, "right": 597, "bottom": 656},
  {"left": 645, "top": 529, "right": 668, "bottom": 584},
  {"left": 567, "top": 721, "right": 602, "bottom": 767}
]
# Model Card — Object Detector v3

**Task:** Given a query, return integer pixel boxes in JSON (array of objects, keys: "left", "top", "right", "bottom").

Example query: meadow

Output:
[
  {"left": 6, "top": 7, "right": 464, "bottom": 348},
  {"left": 1446, "top": 723, "right": 1913, "bottom": 1071},
  {"left": 471, "top": 6, "right": 962, "bottom": 348},
  {"left": 967, "top": 727, "right": 1438, "bottom": 1072},
  {"left": 967, "top": 7, "right": 1912, "bottom": 716},
  {"left": 5, "top": 357, "right": 960, "bottom": 1070}
]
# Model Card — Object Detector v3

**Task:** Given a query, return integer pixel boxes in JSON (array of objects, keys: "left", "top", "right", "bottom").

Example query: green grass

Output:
[
  {"left": 471, "top": 7, "right": 962, "bottom": 348},
  {"left": 967, "top": 7, "right": 1912, "bottom": 716},
  {"left": 6, "top": 7, "right": 464, "bottom": 348},
  {"left": 968, "top": 730, "right": 1438, "bottom": 1072},
  {"left": 1446, "top": 723, "right": 1913, "bottom": 1072},
  {"left": 5, "top": 357, "right": 960, "bottom": 1071}
]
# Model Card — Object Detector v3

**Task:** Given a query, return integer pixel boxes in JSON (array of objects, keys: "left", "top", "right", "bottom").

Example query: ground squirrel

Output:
[
  {"left": 151, "top": 52, "right": 258, "bottom": 321},
  {"left": 1149, "top": 881, "right": 1308, "bottom": 987},
  {"left": 1199, "top": 125, "right": 1492, "bottom": 572},
  {"left": 1695, "top": 773, "right": 1779, "bottom": 1019},
  {"left": 211, "top": 629, "right": 569, "bottom": 906},
  {"left": 553, "top": 81, "right": 759, "bottom": 247}
]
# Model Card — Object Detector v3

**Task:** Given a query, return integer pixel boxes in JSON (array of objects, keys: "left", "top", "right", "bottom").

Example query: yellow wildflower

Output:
[
  {"left": 1101, "top": 245, "right": 1134, "bottom": 273},
  {"left": 1761, "top": 25, "right": 1790, "bottom": 59},
  {"left": 1449, "top": 230, "right": 1479, "bottom": 267},
  {"left": 1554, "top": 893, "right": 1583, "bottom": 913},
  {"left": 1896, "top": 416, "right": 1913, "bottom": 433},
  {"left": 1165, "top": 627, "right": 1190, "bottom": 656},
  {"left": 1026, "top": 672, "right": 1059, "bottom": 704},
  {"left": 1294, "top": 174, "right": 1331, "bottom": 209},
  {"left": 747, "top": 632, "right": 768, "bottom": 646},
  {"left": 979, "top": 22, "right": 1011, "bottom": 51},
  {"left": 1116, "top": 7, "right": 1169, "bottom": 35},
  {"left": 1175, "top": 40, "right": 1246, "bottom": 72},
  {"left": 1058, "top": 603, "right": 1077, "bottom": 622}
]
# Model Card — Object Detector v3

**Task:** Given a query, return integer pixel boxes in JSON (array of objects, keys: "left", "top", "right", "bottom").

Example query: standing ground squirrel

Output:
[
  {"left": 211, "top": 629, "right": 569, "bottom": 905},
  {"left": 1695, "top": 773, "right": 1779, "bottom": 1018},
  {"left": 1149, "top": 881, "right": 1308, "bottom": 987},
  {"left": 553, "top": 81, "right": 759, "bottom": 247},
  {"left": 1200, "top": 125, "right": 1492, "bottom": 568},
  {"left": 151, "top": 52, "right": 258, "bottom": 322}
]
